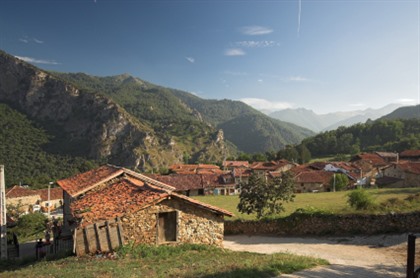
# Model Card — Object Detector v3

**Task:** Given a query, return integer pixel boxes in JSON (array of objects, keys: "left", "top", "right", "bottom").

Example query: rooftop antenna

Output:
[{"left": 0, "top": 165, "right": 7, "bottom": 259}]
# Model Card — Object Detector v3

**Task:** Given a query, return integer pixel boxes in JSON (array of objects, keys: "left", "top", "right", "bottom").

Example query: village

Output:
[{"left": 2, "top": 149, "right": 420, "bottom": 261}]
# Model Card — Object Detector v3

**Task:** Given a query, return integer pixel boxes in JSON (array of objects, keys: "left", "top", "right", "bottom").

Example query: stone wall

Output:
[
  {"left": 225, "top": 212, "right": 420, "bottom": 236},
  {"left": 121, "top": 197, "right": 225, "bottom": 246}
]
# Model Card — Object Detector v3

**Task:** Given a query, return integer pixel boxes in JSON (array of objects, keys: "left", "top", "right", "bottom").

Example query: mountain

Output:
[
  {"left": 0, "top": 49, "right": 314, "bottom": 184},
  {"left": 379, "top": 104, "right": 420, "bottom": 120},
  {"left": 0, "top": 103, "right": 97, "bottom": 186},
  {"left": 55, "top": 72, "right": 314, "bottom": 154},
  {"left": 269, "top": 104, "right": 403, "bottom": 132},
  {"left": 0, "top": 50, "right": 229, "bottom": 178}
]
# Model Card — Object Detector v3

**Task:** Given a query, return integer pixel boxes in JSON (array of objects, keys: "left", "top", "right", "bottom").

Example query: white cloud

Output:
[
  {"left": 185, "top": 57, "right": 195, "bottom": 63},
  {"left": 19, "top": 36, "right": 44, "bottom": 44},
  {"left": 225, "top": 48, "right": 245, "bottom": 56},
  {"left": 15, "top": 56, "right": 60, "bottom": 65},
  {"left": 349, "top": 103, "right": 366, "bottom": 107},
  {"left": 235, "top": 40, "right": 278, "bottom": 48},
  {"left": 395, "top": 98, "right": 416, "bottom": 104},
  {"left": 286, "top": 76, "right": 310, "bottom": 82},
  {"left": 240, "top": 26, "right": 273, "bottom": 36},
  {"left": 257, "top": 79, "right": 263, "bottom": 83},
  {"left": 239, "top": 98, "right": 293, "bottom": 112},
  {"left": 33, "top": 38, "right": 44, "bottom": 44}
]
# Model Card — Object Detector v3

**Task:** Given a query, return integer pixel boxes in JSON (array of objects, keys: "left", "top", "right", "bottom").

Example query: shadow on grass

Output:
[
  {"left": 372, "top": 188, "right": 420, "bottom": 195},
  {"left": 199, "top": 268, "right": 278, "bottom": 278},
  {"left": 0, "top": 250, "right": 73, "bottom": 273},
  {"left": 277, "top": 263, "right": 404, "bottom": 278}
]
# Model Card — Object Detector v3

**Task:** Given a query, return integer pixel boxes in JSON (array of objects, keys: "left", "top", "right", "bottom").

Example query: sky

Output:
[{"left": 0, "top": 0, "right": 419, "bottom": 114}]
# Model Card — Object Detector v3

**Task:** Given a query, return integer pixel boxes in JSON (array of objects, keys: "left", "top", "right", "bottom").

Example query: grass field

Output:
[
  {"left": 194, "top": 187, "right": 420, "bottom": 220},
  {"left": 0, "top": 244, "right": 327, "bottom": 278}
]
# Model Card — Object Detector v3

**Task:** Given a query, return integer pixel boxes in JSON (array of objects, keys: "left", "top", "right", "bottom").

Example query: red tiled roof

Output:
[
  {"left": 147, "top": 174, "right": 204, "bottom": 191},
  {"left": 223, "top": 161, "right": 249, "bottom": 168},
  {"left": 169, "top": 164, "right": 221, "bottom": 174},
  {"left": 396, "top": 161, "right": 420, "bottom": 175},
  {"left": 400, "top": 150, "right": 420, "bottom": 158},
  {"left": 350, "top": 153, "right": 388, "bottom": 167},
  {"left": 6, "top": 186, "right": 39, "bottom": 199},
  {"left": 57, "top": 165, "right": 124, "bottom": 197},
  {"left": 233, "top": 168, "right": 252, "bottom": 177},
  {"left": 294, "top": 171, "right": 333, "bottom": 184},
  {"left": 65, "top": 165, "right": 233, "bottom": 226},
  {"left": 71, "top": 178, "right": 168, "bottom": 226},
  {"left": 251, "top": 160, "right": 294, "bottom": 171},
  {"left": 171, "top": 192, "right": 234, "bottom": 217},
  {"left": 36, "top": 187, "right": 63, "bottom": 202}
]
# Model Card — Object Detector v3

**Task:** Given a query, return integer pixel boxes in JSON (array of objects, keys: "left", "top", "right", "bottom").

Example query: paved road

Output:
[{"left": 224, "top": 234, "right": 408, "bottom": 277}]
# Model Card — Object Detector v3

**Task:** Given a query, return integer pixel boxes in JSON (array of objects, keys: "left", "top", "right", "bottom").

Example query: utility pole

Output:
[
  {"left": 0, "top": 165, "right": 7, "bottom": 259},
  {"left": 48, "top": 182, "right": 53, "bottom": 218}
]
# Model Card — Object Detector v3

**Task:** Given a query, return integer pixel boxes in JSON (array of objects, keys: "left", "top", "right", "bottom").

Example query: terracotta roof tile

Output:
[
  {"left": 400, "top": 150, "right": 420, "bottom": 158},
  {"left": 36, "top": 187, "right": 63, "bottom": 202},
  {"left": 71, "top": 178, "right": 168, "bottom": 226},
  {"left": 396, "top": 161, "right": 420, "bottom": 175},
  {"left": 6, "top": 186, "right": 39, "bottom": 198},
  {"left": 65, "top": 166, "right": 233, "bottom": 226},
  {"left": 223, "top": 161, "right": 249, "bottom": 168},
  {"left": 57, "top": 165, "right": 124, "bottom": 197},
  {"left": 171, "top": 192, "right": 234, "bottom": 217},
  {"left": 147, "top": 174, "right": 204, "bottom": 191},
  {"left": 295, "top": 171, "right": 333, "bottom": 184},
  {"left": 350, "top": 153, "right": 388, "bottom": 167}
]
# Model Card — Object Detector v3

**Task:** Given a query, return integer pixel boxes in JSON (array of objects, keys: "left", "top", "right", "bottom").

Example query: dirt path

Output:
[{"left": 224, "top": 234, "right": 413, "bottom": 277}]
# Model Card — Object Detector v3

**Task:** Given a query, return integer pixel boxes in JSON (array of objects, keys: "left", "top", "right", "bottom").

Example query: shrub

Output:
[
  {"left": 9, "top": 213, "right": 47, "bottom": 241},
  {"left": 346, "top": 189, "right": 376, "bottom": 210}
]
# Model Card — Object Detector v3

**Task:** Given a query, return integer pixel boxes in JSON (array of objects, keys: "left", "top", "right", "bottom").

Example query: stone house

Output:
[
  {"left": 5, "top": 186, "right": 63, "bottom": 213},
  {"left": 6, "top": 185, "right": 40, "bottom": 213},
  {"left": 148, "top": 173, "right": 238, "bottom": 196},
  {"left": 350, "top": 153, "right": 390, "bottom": 184},
  {"left": 293, "top": 171, "right": 334, "bottom": 193},
  {"left": 57, "top": 165, "right": 233, "bottom": 251},
  {"left": 381, "top": 161, "right": 420, "bottom": 187}
]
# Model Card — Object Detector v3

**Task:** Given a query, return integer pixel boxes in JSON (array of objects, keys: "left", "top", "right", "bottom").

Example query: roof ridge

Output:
[{"left": 121, "top": 167, "right": 176, "bottom": 192}]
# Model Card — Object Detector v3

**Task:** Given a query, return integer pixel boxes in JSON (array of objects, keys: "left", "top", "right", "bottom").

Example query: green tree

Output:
[
  {"left": 237, "top": 172, "right": 295, "bottom": 219},
  {"left": 330, "top": 173, "right": 349, "bottom": 191},
  {"left": 297, "top": 144, "right": 311, "bottom": 164}
]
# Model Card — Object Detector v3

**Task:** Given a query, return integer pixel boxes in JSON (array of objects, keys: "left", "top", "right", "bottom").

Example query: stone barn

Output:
[{"left": 57, "top": 165, "right": 233, "bottom": 255}]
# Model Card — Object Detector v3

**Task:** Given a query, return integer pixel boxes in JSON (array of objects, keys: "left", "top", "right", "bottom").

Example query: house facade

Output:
[
  {"left": 57, "top": 165, "right": 233, "bottom": 254},
  {"left": 382, "top": 161, "right": 420, "bottom": 187}
]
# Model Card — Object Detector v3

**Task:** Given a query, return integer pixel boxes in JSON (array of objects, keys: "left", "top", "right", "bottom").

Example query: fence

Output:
[
  {"left": 36, "top": 235, "right": 74, "bottom": 259},
  {"left": 75, "top": 217, "right": 124, "bottom": 256}
]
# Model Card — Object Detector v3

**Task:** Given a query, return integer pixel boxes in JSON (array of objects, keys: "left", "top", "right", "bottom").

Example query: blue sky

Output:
[{"left": 1, "top": 0, "right": 419, "bottom": 114}]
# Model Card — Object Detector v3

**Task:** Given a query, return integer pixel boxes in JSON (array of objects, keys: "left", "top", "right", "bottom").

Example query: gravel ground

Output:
[{"left": 223, "top": 234, "right": 419, "bottom": 277}]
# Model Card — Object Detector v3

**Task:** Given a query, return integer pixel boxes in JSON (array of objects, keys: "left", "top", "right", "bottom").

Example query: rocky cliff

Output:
[{"left": 0, "top": 51, "right": 227, "bottom": 171}]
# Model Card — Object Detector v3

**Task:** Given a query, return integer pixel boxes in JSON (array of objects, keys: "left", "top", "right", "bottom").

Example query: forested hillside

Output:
[
  {"left": 380, "top": 104, "right": 420, "bottom": 120},
  {"left": 0, "top": 103, "right": 96, "bottom": 186},
  {"left": 300, "top": 119, "right": 420, "bottom": 157},
  {"left": 172, "top": 90, "right": 314, "bottom": 153},
  {"left": 55, "top": 72, "right": 314, "bottom": 154}
]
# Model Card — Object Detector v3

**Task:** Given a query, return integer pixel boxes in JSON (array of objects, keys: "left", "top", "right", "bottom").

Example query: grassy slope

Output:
[
  {"left": 1, "top": 244, "right": 327, "bottom": 278},
  {"left": 194, "top": 187, "right": 420, "bottom": 220}
]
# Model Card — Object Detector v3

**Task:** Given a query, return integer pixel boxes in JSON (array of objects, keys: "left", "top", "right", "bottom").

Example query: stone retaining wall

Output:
[{"left": 225, "top": 212, "right": 420, "bottom": 236}]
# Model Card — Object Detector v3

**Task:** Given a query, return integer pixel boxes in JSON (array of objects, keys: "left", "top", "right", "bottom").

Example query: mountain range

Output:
[
  {"left": 268, "top": 104, "right": 403, "bottom": 133},
  {"left": 0, "top": 50, "right": 313, "bottom": 183}
]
